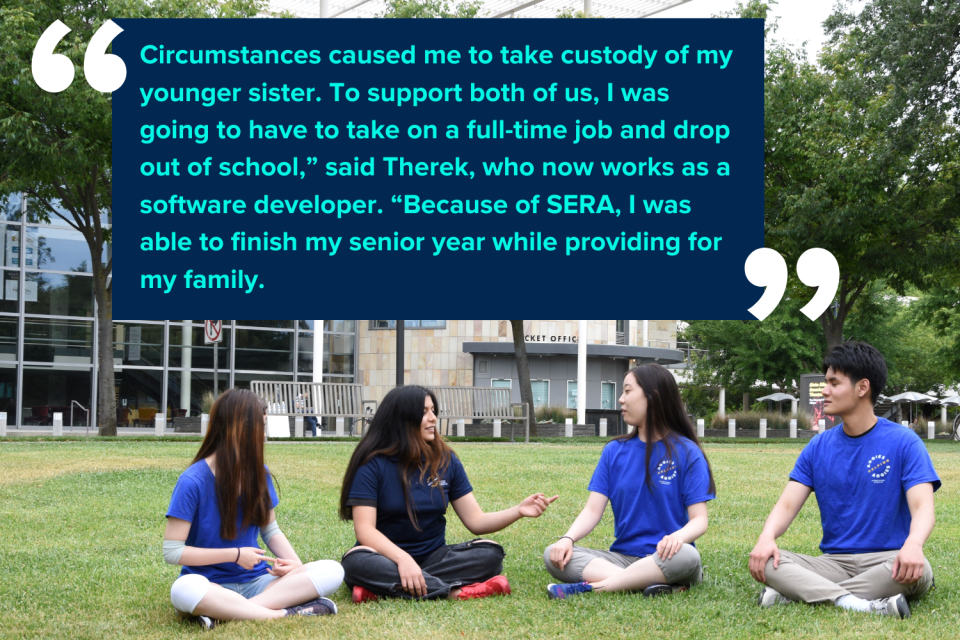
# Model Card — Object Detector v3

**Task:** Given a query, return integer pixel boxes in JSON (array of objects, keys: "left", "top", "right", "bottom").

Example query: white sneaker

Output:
[
  {"left": 758, "top": 587, "right": 794, "bottom": 607},
  {"left": 869, "top": 594, "right": 911, "bottom": 619}
]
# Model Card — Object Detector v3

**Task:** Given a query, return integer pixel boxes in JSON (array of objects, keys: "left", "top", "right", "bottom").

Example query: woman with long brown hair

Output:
[
  {"left": 164, "top": 388, "right": 344, "bottom": 629},
  {"left": 339, "top": 385, "right": 557, "bottom": 602},
  {"left": 543, "top": 363, "right": 716, "bottom": 599}
]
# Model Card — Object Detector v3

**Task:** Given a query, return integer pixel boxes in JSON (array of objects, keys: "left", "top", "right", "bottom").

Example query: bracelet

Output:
[
  {"left": 235, "top": 548, "right": 241, "bottom": 563},
  {"left": 558, "top": 535, "right": 574, "bottom": 543}
]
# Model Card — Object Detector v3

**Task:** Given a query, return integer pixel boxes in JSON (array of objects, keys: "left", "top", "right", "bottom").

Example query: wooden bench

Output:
[
  {"left": 428, "top": 386, "right": 530, "bottom": 442},
  {"left": 251, "top": 381, "right": 376, "bottom": 437}
]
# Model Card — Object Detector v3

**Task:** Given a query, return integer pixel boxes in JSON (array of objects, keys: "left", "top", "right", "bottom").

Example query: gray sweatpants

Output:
[
  {"left": 764, "top": 550, "right": 934, "bottom": 604},
  {"left": 543, "top": 543, "right": 703, "bottom": 586}
]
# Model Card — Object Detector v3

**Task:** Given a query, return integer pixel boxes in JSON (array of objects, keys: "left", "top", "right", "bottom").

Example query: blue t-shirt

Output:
[
  {"left": 346, "top": 454, "right": 473, "bottom": 562},
  {"left": 789, "top": 418, "right": 941, "bottom": 554},
  {"left": 166, "top": 460, "right": 279, "bottom": 584},
  {"left": 588, "top": 436, "right": 715, "bottom": 557}
]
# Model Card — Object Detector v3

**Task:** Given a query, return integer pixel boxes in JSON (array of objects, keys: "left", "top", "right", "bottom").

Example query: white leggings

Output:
[{"left": 170, "top": 560, "right": 345, "bottom": 614}]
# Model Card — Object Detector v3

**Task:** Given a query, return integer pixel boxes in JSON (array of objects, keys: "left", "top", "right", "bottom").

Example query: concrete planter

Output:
[{"left": 173, "top": 416, "right": 202, "bottom": 433}]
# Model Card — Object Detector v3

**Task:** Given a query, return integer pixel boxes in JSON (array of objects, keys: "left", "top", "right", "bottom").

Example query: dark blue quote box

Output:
[{"left": 112, "top": 18, "right": 763, "bottom": 320}]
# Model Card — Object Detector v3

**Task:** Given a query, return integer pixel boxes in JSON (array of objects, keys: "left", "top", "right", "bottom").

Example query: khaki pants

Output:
[
  {"left": 543, "top": 543, "right": 703, "bottom": 586},
  {"left": 764, "top": 550, "right": 934, "bottom": 604}
]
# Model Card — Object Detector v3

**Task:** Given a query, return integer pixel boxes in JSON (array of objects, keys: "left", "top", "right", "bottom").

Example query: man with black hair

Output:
[{"left": 748, "top": 342, "right": 940, "bottom": 619}]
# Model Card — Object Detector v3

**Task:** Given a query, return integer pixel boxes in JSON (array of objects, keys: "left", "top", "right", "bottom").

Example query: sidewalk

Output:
[{"left": 2, "top": 427, "right": 196, "bottom": 436}]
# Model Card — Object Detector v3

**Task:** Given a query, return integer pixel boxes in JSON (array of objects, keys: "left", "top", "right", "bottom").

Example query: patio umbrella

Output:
[
  {"left": 887, "top": 391, "right": 938, "bottom": 423},
  {"left": 757, "top": 393, "right": 796, "bottom": 414},
  {"left": 939, "top": 395, "right": 960, "bottom": 407}
]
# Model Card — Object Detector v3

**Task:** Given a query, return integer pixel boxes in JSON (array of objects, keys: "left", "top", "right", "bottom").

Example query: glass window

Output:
[
  {"left": 322, "top": 332, "right": 354, "bottom": 376},
  {"left": 23, "top": 319, "right": 93, "bottom": 363},
  {"left": 168, "top": 324, "right": 231, "bottom": 369},
  {"left": 491, "top": 379, "right": 512, "bottom": 389},
  {"left": 25, "top": 226, "right": 103, "bottom": 272},
  {"left": 114, "top": 368, "right": 164, "bottom": 428},
  {"left": 368, "top": 321, "right": 446, "bottom": 329},
  {"left": 601, "top": 382, "right": 617, "bottom": 410},
  {"left": 324, "top": 320, "right": 355, "bottom": 332},
  {"left": 298, "top": 320, "right": 315, "bottom": 330},
  {"left": 25, "top": 272, "right": 93, "bottom": 317},
  {"left": 167, "top": 370, "right": 228, "bottom": 418},
  {"left": 567, "top": 381, "right": 578, "bottom": 409},
  {"left": 298, "top": 332, "right": 314, "bottom": 375},
  {"left": 0, "top": 271, "right": 18, "bottom": 313},
  {"left": 322, "top": 374, "right": 355, "bottom": 383},
  {"left": 235, "top": 329, "right": 294, "bottom": 372},
  {"left": 0, "top": 317, "right": 15, "bottom": 361},
  {"left": 235, "top": 320, "right": 294, "bottom": 329},
  {"left": 0, "top": 193, "right": 24, "bottom": 221},
  {"left": 22, "top": 366, "right": 92, "bottom": 427},
  {"left": 113, "top": 323, "right": 164, "bottom": 367},
  {"left": 0, "top": 364, "right": 17, "bottom": 424},
  {"left": 232, "top": 372, "right": 293, "bottom": 390},
  {"left": 531, "top": 380, "right": 550, "bottom": 408}
]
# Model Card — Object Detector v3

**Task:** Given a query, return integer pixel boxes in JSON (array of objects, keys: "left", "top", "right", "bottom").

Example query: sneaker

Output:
[
  {"left": 192, "top": 615, "right": 217, "bottom": 630},
  {"left": 869, "top": 594, "right": 911, "bottom": 619},
  {"left": 352, "top": 585, "right": 379, "bottom": 604},
  {"left": 284, "top": 597, "right": 337, "bottom": 617},
  {"left": 758, "top": 587, "right": 794, "bottom": 607},
  {"left": 643, "top": 583, "right": 689, "bottom": 597},
  {"left": 457, "top": 575, "right": 511, "bottom": 600},
  {"left": 547, "top": 582, "right": 593, "bottom": 599}
]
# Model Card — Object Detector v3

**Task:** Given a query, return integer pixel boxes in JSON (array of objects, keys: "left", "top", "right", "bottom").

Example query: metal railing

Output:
[{"left": 71, "top": 400, "right": 90, "bottom": 435}]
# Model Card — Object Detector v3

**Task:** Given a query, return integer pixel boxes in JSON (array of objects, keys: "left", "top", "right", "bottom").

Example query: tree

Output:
[
  {"left": 380, "top": 0, "right": 482, "bottom": 18},
  {"left": 509, "top": 320, "right": 534, "bottom": 441},
  {"left": 0, "top": 0, "right": 264, "bottom": 435},
  {"left": 764, "top": 35, "right": 960, "bottom": 354},
  {"left": 680, "top": 298, "right": 826, "bottom": 403}
]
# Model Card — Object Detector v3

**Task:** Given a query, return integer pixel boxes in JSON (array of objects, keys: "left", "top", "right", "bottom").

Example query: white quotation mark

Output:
[
  {"left": 32, "top": 20, "right": 125, "bottom": 93},
  {"left": 745, "top": 248, "right": 840, "bottom": 321}
]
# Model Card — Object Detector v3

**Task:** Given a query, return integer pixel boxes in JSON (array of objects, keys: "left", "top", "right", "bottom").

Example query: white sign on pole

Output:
[{"left": 204, "top": 321, "right": 223, "bottom": 344}]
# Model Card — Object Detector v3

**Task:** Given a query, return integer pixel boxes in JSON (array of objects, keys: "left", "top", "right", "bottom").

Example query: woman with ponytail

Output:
[
  {"left": 340, "top": 385, "right": 557, "bottom": 602},
  {"left": 543, "top": 364, "right": 716, "bottom": 599},
  {"left": 164, "top": 389, "right": 344, "bottom": 629}
]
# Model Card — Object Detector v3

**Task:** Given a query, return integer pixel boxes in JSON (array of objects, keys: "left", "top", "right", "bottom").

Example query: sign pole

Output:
[
  {"left": 204, "top": 321, "right": 224, "bottom": 400},
  {"left": 214, "top": 341, "right": 219, "bottom": 398}
]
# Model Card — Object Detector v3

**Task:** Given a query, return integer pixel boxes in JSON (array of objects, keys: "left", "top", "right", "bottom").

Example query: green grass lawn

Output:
[{"left": 0, "top": 440, "right": 957, "bottom": 639}]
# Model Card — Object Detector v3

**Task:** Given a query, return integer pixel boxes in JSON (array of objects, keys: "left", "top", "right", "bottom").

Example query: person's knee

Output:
[
  {"left": 303, "top": 559, "right": 345, "bottom": 596},
  {"left": 659, "top": 544, "right": 702, "bottom": 585},
  {"left": 543, "top": 544, "right": 556, "bottom": 569},
  {"left": 170, "top": 574, "right": 210, "bottom": 615}
]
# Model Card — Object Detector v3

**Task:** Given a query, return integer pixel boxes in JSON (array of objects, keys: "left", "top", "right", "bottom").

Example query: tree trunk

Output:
[
  {"left": 93, "top": 261, "right": 116, "bottom": 436},
  {"left": 509, "top": 320, "right": 533, "bottom": 442}
]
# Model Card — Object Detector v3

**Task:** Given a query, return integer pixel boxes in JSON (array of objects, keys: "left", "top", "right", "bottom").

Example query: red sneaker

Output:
[
  {"left": 352, "top": 585, "right": 379, "bottom": 604},
  {"left": 456, "top": 575, "right": 511, "bottom": 600}
]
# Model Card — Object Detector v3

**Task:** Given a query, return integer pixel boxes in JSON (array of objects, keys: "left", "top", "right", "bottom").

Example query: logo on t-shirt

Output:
[
  {"left": 867, "top": 454, "right": 891, "bottom": 483},
  {"left": 426, "top": 477, "right": 448, "bottom": 489},
  {"left": 656, "top": 459, "right": 678, "bottom": 485}
]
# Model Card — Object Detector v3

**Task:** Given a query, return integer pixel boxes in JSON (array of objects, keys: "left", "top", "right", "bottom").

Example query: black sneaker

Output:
[
  {"left": 643, "top": 583, "right": 689, "bottom": 597},
  {"left": 284, "top": 597, "right": 338, "bottom": 616},
  {"left": 193, "top": 615, "right": 217, "bottom": 630}
]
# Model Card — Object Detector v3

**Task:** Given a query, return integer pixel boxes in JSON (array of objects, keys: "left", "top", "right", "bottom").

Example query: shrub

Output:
[
  {"left": 535, "top": 404, "right": 576, "bottom": 424},
  {"left": 710, "top": 410, "right": 814, "bottom": 431}
]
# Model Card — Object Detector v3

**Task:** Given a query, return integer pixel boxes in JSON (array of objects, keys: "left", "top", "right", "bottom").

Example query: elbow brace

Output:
[
  {"left": 163, "top": 539, "right": 186, "bottom": 565},
  {"left": 261, "top": 520, "right": 282, "bottom": 545}
]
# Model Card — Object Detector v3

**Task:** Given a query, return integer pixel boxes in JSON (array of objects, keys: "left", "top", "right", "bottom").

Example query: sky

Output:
[{"left": 653, "top": 0, "right": 867, "bottom": 59}]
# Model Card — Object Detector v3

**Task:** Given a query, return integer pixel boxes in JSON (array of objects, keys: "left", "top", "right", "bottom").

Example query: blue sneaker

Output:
[{"left": 547, "top": 582, "right": 593, "bottom": 599}]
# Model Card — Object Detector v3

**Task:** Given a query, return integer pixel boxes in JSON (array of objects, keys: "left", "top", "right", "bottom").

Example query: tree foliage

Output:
[
  {"left": 680, "top": 299, "right": 826, "bottom": 400},
  {"left": 379, "top": 0, "right": 482, "bottom": 18}
]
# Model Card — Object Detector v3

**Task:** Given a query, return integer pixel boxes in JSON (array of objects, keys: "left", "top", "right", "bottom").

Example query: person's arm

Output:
[
  {"left": 549, "top": 491, "right": 609, "bottom": 570},
  {"left": 450, "top": 492, "right": 558, "bottom": 535},
  {"left": 163, "top": 517, "right": 268, "bottom": 570},
  {"left": 352, "top": 505, "right": 429, "bottom": 598},
  {"left": 656, "top": 502, "right": 708, "bottom": 560},
  {"left": 892, "top": 482, "right": 935, "bottom": 584},
  {"left": 261, "top": 509, "right": 303, "bottom": 577},
  {"left": 748, "top": 481, "right": 812, "bottom": 583}
]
